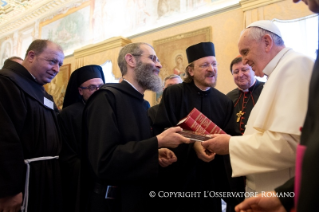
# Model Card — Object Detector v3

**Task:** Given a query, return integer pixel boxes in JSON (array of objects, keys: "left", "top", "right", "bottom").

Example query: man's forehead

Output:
[
  {"left": 194, "top": 56, "right": 216, "bottom": 64},
  {"left": 233, "top": 61, "right": 250, "bottom": 69},
  {"left": 140, "top": 44, "right": 155, "bottom": 54},
  {"left": 82, "top": 78, "right": 104, "bottom": 86}
]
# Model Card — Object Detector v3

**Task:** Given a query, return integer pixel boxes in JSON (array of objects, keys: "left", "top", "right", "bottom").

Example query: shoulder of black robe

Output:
[
  {"left": 226, "top": 87, "right": 240, "bottom": 103},
  {"left": 252, "top": 79, "right": 265, "bottom": 98},
  {"left": 297, "top": 44, "right": 319, "bottom": 212},
  {"left": 80, "top": 81, "right": 159, "bottom": 211},
  {"left": 0, "top": 61, "right": 55, "bottom": 108}
]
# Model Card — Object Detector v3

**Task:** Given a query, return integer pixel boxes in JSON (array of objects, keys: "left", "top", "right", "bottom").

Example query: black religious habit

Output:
[
  {"left": 81, "top": 81, "right": 159, "bottom": 212},
  {"left": 58, "top": 101, "right": 85, "bottom": 212},
  {"left": 0, "top": 61, "right": 62, "bottom": 212}
]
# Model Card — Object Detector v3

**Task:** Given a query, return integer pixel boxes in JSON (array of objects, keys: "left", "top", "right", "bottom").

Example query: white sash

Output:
[{"left": 21, "top": 156, "right": 59, "bottom": 212}]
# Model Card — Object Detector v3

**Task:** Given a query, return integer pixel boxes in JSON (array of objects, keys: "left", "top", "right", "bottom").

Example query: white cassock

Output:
[{"left": 229, "top": 48, "right": 314, "bottom": 193}]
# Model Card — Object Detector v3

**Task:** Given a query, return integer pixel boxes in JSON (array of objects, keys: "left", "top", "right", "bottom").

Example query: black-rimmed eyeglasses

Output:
[
  {"left": 132, "top": 54, "right": 160, "bottom": 63},
  {"left": 80, "top": 84, "right": 104, "bottom": 92}
]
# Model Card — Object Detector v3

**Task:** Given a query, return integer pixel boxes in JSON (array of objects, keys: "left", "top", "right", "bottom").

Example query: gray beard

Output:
[{"left": 135, "top": 61, "right": 162, "bottom": 92}]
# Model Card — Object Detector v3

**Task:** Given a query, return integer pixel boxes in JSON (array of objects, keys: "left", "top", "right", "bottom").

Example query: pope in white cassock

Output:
[{"left": 202, "top": 20, "right": 314, "bottom": 193}]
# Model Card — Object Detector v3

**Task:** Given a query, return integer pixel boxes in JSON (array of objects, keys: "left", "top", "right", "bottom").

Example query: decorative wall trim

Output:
[
  {"left": 74, "top": 36, "right": 131, "bottom": 59},
  {"left": 128, "top": 3, "right": 240, "bottom": 39},
  {"left": 240, "top": 0, "right": 285, "bottom": 12},
  {"left": 0, "top": 0, "right": 87, "bottom": 37}
]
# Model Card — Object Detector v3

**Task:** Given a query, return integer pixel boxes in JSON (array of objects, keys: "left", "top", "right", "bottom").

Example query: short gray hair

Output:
[
  {"left": 117, "top": 42, "right": 153, "bottom": 76},
  {"left": 247, "top": 27, "right": 285, "bottom": 46},
  {"left": 164, "top": 74, "right": 182, "bottom": 82}
]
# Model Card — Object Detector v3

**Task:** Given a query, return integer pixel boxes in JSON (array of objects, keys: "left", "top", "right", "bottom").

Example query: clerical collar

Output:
[
  {"left": 123, "top": 79, "right": 139, "bottom": 92},
  {"left": 263, "top": 47, "right": 291, "bottom": 77},
  {"left": 194, "top": 83, "right": 211, "bottom": 91},
  {"left": 238, "top": 78, "right": 257, "bottom": 92}
]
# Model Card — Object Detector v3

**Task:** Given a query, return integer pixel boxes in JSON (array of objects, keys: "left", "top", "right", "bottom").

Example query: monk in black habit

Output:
[
  {"left": 80, "top": 42, "right": 191, "bottom": 212},
  {"left": 153, "top": 42, "right": 241, "bottom": 212},
  {"left": 0, "top": 39, "right": 64, "bottom": 212},
  {"left": 58, "top": 65, "right": 105, "bottom": 212}
]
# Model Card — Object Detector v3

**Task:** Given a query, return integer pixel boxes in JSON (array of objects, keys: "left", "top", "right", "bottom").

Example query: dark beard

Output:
[{"left": 135, "top": 61, "right": 162, "bottom": 92}]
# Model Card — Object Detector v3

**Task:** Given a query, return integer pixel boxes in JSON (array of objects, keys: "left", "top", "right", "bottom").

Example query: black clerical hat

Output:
[
  {"left": 63, "top": 65, "right": 105, "bottom": 108},
  {"left": 186, "top": 42, "right": 215, "bottom": 63}
]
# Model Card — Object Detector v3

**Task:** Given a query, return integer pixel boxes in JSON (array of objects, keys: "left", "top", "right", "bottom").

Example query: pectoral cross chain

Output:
[{"left": 236, "top": 111, "right": 245, "bottom": 122}]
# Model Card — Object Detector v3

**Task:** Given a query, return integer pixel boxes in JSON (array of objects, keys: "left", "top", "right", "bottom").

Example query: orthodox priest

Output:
[
  {"left": 0, "top": 39, "right": 64, "bottom": 212},
  {"left": 80, "top": 42, "right": 191, "bottom": 212},
  {"left": 58, "top": 65, "right": 105, "bottom": 212},
  {"left": 153, "top": 42, "right": 240, "bottom": 212},
  {"left": 227, "top": 56, "right": 264, "bottom": 134}
]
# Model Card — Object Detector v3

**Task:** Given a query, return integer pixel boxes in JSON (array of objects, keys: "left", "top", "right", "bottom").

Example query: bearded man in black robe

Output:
[
  {"left": 58, "top": 65, "right": 105, "bottom": 212},
  {"left": 153, "top": 42, "right": 241, "bottom": 212},
  {"left": 80, "top": 42, "right": 192, "bottom": 212},
  {"left": 0, "top": 39, "right": 64, "bottom": 212}
]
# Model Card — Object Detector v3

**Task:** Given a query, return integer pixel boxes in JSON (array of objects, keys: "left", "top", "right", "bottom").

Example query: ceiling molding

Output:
[
  {"left": 74, "top": 36, "right": 132, "bottom": 59},
  {"left": 0, "top": 0, "right": 87, "bottom": 38},
  {"left": 240, "top": 0, "right": 285, "bottom": 11}
]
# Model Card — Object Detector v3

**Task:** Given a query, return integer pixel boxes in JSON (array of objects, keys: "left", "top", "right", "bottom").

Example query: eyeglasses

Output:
[
  {"left": 198, "top": 62, "right": 218, "bottom": 69},
  {"left": 132, "top": 54, "right": 160, "bottom": 63},
  {"left": 80, "top": 84, "right": 104, "bottom": 92}
]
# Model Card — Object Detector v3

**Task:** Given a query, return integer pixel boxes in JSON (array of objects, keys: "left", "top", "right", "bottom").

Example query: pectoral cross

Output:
[{"left": 236, "top": 111, "right": 245, "bottom": 122}]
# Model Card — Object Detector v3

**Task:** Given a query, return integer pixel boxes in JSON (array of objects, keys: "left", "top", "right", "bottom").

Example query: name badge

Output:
[{"left": 44, "top": 97, "right": 54, "bottom": 110}]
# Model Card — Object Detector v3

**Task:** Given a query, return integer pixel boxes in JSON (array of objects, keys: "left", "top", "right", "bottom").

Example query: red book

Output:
[{"left": 176, "top": 108, "right": 226, "bottom": 135}]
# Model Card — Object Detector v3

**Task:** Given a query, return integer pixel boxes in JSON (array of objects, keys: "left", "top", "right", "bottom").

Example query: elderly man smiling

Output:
[{"left": 202, "top": 21, "right": 314, "bottom": 194}]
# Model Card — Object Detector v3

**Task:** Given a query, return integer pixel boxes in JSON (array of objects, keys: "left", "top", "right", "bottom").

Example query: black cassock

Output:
[
  {"left": 226, "top": 80, "right": 264, "bottom": 134},
  {"left": 148, "top": 104, "right": 159, "bottom": 127},
  {"left": 0, "top": 61, "right": 62, "bottom": 212},
  {"left": 153, "top": 81, "right": 242, "bottom": 212},
  {"left": 81, "top": 81, "right": 159, "bottom": 212},
  {"left": 58, "top": 101, "right": 85, "bottom": 212},
  {"left": 298, "top": 51, "right": 319, "bottom": 211}
]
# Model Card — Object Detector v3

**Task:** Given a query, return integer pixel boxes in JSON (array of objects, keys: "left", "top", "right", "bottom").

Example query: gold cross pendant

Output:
[{"left": 236, "top": 111, "right": 245, "bottom": 122}]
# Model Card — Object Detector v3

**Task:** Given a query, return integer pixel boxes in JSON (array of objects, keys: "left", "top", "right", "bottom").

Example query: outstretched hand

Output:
[
  {"left": 157, "top": 127, "right": 192, "bottom": 148},
  {"left": 201, "top": 134, "right": 231, "bottom": 155},
  {"left": 193, "top": 141, "right": 216, "bottom": 162}
]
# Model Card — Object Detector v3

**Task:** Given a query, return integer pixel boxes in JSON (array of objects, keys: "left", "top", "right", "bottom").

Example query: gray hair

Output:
[
  {"left": 117, "top": 42, "right": 153, "bottom": 76},
  {"left": 247, "top": 27, "right": 285, "bottom": 46},
  {"left": 164, "top": 74, "right": 182, "bottom": 82}
]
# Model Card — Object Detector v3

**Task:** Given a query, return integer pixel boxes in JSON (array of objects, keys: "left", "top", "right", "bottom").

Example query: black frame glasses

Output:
[
  {"left": 132, "top": 54, "right": 160, "bottom": 63},
  {"left": 80, "top": 84, "right": 104, "bottom": 92}
]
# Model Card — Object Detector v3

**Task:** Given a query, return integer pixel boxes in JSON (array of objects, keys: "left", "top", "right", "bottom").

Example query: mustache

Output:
[
  {"left": 205, "top": 73, "right": 215, "bottom": 77},
  {"left": 153, "top": 68, "right": 160, "bottom": 73}
]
